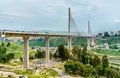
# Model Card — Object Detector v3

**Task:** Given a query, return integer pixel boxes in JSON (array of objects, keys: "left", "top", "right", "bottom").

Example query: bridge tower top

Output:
[
  {"left": 68, "top": 8, "right": 71, "bottom": 36},
  {"left": 88, "top": 20, "right": 92, "bottom": 36}
]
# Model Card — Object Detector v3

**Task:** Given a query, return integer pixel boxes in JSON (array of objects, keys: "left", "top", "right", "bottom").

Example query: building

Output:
[
  {"left": 104, "top": 43, "right": 109, "bottom": 49},
  {"left": 97, "top": 33, "right": 103, "bottom": 38}
]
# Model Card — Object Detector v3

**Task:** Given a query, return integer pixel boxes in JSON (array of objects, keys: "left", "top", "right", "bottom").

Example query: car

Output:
[
  {"left": 19, "top": 76, "right": 25, "bottom": 78},
  {"left": 45, "top": 32, "right": 49, "bottom": 34}
]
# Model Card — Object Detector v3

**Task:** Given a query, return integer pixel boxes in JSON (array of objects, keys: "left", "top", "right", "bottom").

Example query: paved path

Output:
[{"left": 52, "top": 68, "right": 78, "bottom": 78}]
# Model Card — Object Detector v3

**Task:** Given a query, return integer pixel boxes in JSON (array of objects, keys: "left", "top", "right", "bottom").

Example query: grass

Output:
[
  {"left": 110, "top": 63, "right": 120, "bottom": 66},
  {"left": 92, "top": 48, "right": 120, "bottom": 56},
  {"left": 28, "top": 75, "right": 44, "bottom": 78},
  {"left": 47, "top": 69, "right": 60, "bottom": 77},
  {"left": 9, "top": 61, "right": 23, "bottom": 66},
  {"left": 28, "top": 68, "right": 60, "bottom": 78},
  {"left": 15, "top": 69, "right": 34, "bottom": 75},
  {"left": 0, "top": 77, "right": 10, "bottom": 78},
  {"left": 55, "top": 63, "right": 65, "bottom": 72},
  {"left": 28, "top": 73, "right": 48, "bottom": 78},
  {"left": 5, "top": 42, "right": 36, "bottom": 59}
]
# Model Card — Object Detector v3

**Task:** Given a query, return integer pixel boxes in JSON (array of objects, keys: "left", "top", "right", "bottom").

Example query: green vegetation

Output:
[
  {"left": 92, "top": 55, "right": 101, "bottom": 67},
  {"left": 28, "top": 69, "right": 60, "bottom": 78},
  {"left": 96, "top": 37, "right": 120, "bottom": 45},
  {"left": 15, "top": 69, "right": 34, "bottom": 75},
  {"left": 102, "top": 55, "right": 109, "bottom": 69},
  {"left": 34, "top": 48, "right": 45, "bottom": 59},
  {"left": 9, "top": 61, "right": 23, "bottom": 66},
  {"left": 1, "top": 36, "right": 120, "bottom": 78},
  {"left": 28, "top": 37, "right": 86, "bottom": 47},
  {"left": 53, "top": 44, "right": 69, "bottom": 62},
  {"left": 64, "top": 61, "right": 85, "bottom": 75},
  {"left": 92, "top": 48, "right": 120, "bottom": 56},
  {"left": 4, "top": 42, "right": 23, "bottom": 59},
  {"left": 105, "top": 67, "right": 120, "bottom": 78},
  {"left": 72, "top": 45, "right": 81, "bottom": 57},
  {"left": 0, "top": 44, "right": 15, "bottom": 63},
  {"left": 64, "top": 55, "right": 120, "bottom": 78},
  {"left": 28, "top": 75, "right": 42, "bottom": 78},
  {"left": 109, "top": 44, "right": 119, "bottom": 49},
  {"left": 47, "top": 69, "right": 60, "bottom": 77},
  {"left": 62, "top": 44, "right": 120, "bottom": 78}
]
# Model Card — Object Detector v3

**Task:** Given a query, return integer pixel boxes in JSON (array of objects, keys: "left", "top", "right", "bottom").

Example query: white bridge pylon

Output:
[{"left": 87, "top": 21, "right": 95, "bottom": 52}]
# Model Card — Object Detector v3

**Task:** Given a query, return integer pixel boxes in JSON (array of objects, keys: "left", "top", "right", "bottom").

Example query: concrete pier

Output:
[
  {"left": 68, "top": 36, "right": 72, "bottom": 52},
  {"left": 91, "top": 38, "right": 95, "bottom": 46},
  {"left": 87, "top": 38, "right": 90, "bottom": 52},
  {"left": 45, "top": 37, "right": 50, "bottom": 63},
  {"left": 23, "top": 36, "right": 29, "bottom": 68}
]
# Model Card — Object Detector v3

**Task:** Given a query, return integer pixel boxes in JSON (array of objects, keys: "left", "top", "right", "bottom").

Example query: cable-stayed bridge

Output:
[{"left": 0, "top": 8, "right": 95, "bottom": 68}]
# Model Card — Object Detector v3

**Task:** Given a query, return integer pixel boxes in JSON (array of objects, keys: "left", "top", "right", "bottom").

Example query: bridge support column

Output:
[
  {"left": 68, "top": 36, "right": 72, "bottom": 53},
  {"left": 87, "top": 38, "right": 90, "bottom": 52},
  {"left": 45, "top": 37, "right": 50, "bottom": 63},
  {"left": 23, "top": 36, "right": 29, "bottom": 68},
  {"left": 91, "top": 38, "right": 95, "bottom": 46}
]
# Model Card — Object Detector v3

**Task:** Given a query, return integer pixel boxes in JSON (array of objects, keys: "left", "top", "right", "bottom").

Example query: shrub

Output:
[
  {"left": 73, "top": 62, "right": 84, "bottom": 75},
  {"left": 35, "top": 50, "right": 45, "bottom": 58},
  {"left": 102, "top": 55, "right": 109, "bottom": 69},
  {"left": 84, "top": 64, "right": 93, "bottom": 77},
  {"left": 95, "top": 65, "right": 103, "bottom": 76},
  {"left": 58, "top": 44, "right": 69, "bottom": 62},
  {"left": 64, "top": 61, "right": 85, "bottom": 75},
  {"left": 105, "top": 67, "right": 118, "bottom": 78},
  {"left": 64, "top": 61, "right": 74, "bottom": 74},
  {"left": 92, "top": 55, "right": 101, "bottom": 68},
  {"left": 116, "top": 70, "right": 120, "bottom": 78},
  {"left": 7, "top": 53, "right": 15, "bottom": 60},
  {"left": 6, "top": 42, "right": 11, "bottom": 47}
]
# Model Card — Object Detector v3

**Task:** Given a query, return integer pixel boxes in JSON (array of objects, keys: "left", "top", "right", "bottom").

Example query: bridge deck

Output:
[{"left": 0, "top": 31, "right": 95, "bottom": 38}]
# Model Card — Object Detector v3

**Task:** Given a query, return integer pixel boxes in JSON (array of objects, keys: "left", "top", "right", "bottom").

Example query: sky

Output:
[{"left": 0, "top": 0, "right": 120, "bottom": 34}]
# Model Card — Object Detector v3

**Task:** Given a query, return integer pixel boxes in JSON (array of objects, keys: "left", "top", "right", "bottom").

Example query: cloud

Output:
[
  {"left": 0, "top": 0, "right": 120, "bottom": 32},
  {"left": 114, "top": 19, "right": 120, "bottom": 23}
]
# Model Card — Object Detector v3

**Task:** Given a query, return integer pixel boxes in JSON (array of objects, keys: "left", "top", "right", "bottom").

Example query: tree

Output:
[
  {"left": 0, "top": 45, "right": 7, "bottom": 57},
  {"left": 64, "top": 61, "right": 85, "bottom": 75},
  {"left": 105, "top": 67, "right": 118, "bottom": 78},
  {"left": 89, "top": 55, "right": 93, "bottom": 65},
  {"left": 53, "top": 51, "right": 58, "bottom": 59},
  {"left": 6, "top": 42, "right": 11, "bottom": 47},
  {"left": 81, "top": 45, "right": 89, "bottom": 64},
  {"left": 72, "top": 46, "right": 81, "bottom": 57},
  {"left": 82, "top": 45, "right": 87, "bottom": 53},
  {"left": 64, "top": 48, "right": 69, "bottom": 60},
  {"left": 84, "top": 64, "right": 93, "bottom": 77},
  {"left": 102, "top": 55, "right": 109, "bottom": 70},
  {"left": 58, "top": 44, "right": 69, "bottom": 62},
  {"left": 95, "top": 65, "right": 103, "bottom": 77},
  {"left": 92, "top": 55, "right": 101, "bottom": 68},
  {"left": 81, "top": 54, "right": 90, "bottom": 65},
  {"left": 35, "top": 49, "right": 45, "bottom": 58},
  {"left": 7, "top": 53, "right": 14, "bottom": 60},
  {"left": 104, "top": 32, "right": 110, "bottom": 37},
  {"left": 2, "top": 43, "right": 4, "bottom": 46},
  {"left": 0, "top": 45, "right": 8, "bottom": 63}
]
